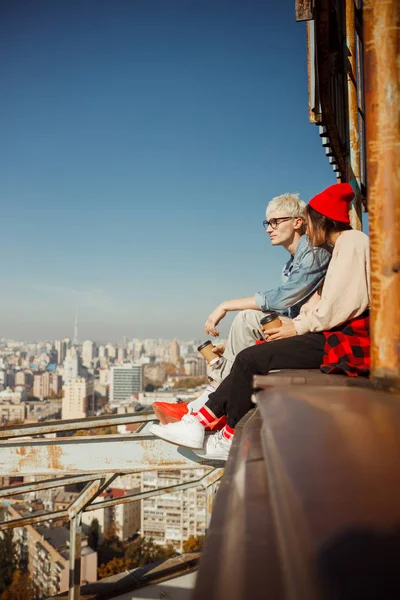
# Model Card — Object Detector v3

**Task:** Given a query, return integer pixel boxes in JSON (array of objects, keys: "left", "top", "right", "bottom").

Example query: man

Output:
[
  {"left": 205, "top": 192, "right": 331, "bottom": 384},
  {"left": 153, "top": 193, "right": 331, "bottom": 423}
]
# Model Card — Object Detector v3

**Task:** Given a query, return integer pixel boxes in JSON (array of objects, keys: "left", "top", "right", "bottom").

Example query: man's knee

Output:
[{"left": 231, "top": 310, "right": 262, "bottom": 332}]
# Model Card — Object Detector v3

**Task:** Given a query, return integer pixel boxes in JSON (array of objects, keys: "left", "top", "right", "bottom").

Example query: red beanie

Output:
[{"left": 309, "top": 183, "right": 354, "bottom": 224}]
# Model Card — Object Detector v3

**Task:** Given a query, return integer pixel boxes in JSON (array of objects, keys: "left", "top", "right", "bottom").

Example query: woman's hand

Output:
[
  {"left": 205, "top": 305, "right": 227, "bottom": 337},
  {"left": 265, "top": 321, "right": 297, "bottom": 342}
]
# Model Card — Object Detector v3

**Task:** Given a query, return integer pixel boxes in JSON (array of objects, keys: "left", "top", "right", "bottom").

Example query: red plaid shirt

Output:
[{"left": 321, "top": 310, "right": 370, "bottom": 377}]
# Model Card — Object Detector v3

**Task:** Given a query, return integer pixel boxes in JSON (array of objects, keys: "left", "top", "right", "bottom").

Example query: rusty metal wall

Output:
[
  {"left": 364, "top": 0, "right": 400, "bottom": 385},
  {"left": 345, "top": 0, "right": 363, "bottom": 229},
  {"left": 296, "top": 0, "right": 314, "bottom": 21}
]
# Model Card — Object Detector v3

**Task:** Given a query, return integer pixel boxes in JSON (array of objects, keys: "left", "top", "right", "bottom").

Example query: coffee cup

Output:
[
  {"left": 197, "top": 341, "right": 221, "bottom": 366},
  {"left": 260, "top": 311, "right": 282, "bottom": 335}
]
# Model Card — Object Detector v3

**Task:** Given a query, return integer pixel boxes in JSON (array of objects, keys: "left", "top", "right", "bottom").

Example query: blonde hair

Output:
[{"left": 266, "top": 193, "right": 306, "bottom": 219}]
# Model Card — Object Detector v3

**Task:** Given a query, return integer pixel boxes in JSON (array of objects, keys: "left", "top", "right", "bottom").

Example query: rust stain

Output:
[{"left": 47, "top": 444, "right": 63, "bottom": 471}]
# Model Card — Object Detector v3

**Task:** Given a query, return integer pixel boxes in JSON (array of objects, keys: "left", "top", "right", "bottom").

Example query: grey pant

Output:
[
  {"left": 209, "top": 310, "right": 291, "bottom": 384},
  {"left": 209, "top": 310, "right": 266, "bottom": 384}
]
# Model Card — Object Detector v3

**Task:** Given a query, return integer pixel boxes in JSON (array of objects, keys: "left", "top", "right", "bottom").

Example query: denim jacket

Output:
[{"left": 254, "top": 235, "right": 331, "bottom": 319}]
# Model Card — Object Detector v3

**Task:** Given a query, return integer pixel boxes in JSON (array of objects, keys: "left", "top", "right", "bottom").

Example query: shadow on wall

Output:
[{"left": 317, "top": 527, "right": 400, "bottom": 599}]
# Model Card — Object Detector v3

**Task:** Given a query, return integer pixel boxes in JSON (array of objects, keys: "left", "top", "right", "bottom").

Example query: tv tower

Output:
[{"left": 73, "top": 308, "right": 79, "bottom": 346}]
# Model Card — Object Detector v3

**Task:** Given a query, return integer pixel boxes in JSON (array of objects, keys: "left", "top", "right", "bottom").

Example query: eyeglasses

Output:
[{"left": 263, "top": 216, "right": 295, "bottom": 230}]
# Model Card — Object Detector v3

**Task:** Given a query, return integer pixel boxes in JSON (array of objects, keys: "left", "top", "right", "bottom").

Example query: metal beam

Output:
[
  {"left": 92, "top": 467, "right": 223, "bottom": 510},
  {"left": 0, "top": 509, "right": 68, "bottom": 530},
  {"left": 67, "top": 479, "right": 102, "bottom": 519},
  {"left": 0, "top": 473, "right": 107, "bottom": 498},
  {"left": 0, "top": 468, "right": 223, "bottom": 531},
  {"left": 364, "top": 0, "right": 400, "bottom": 386},
  {"left": 0, "top": 434, "right": 206, "bottom": 476},
  {"left": 68, "top": 473, "right": 119, "bottom": 517},
  {"left": 0, "top": 412, "right": 156, "bottom": 439},
  {"left": 69, "top": 514, "right": 82, "bottom": 600}
]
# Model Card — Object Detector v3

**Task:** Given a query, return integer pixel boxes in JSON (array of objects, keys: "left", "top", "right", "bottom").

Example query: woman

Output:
[{"left": 150, "top": 183, "right": 370, "bottom": 460}]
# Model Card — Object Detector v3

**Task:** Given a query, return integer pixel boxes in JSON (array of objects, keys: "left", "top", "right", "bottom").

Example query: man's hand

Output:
[
  {"left": 205, "top": 305, "right": 227, "bottom": 337},
  {"left": 265, "top": 321, "right": 297, "bottom": 342},
  {"left": 212, "top": 343, "right": 226, "bottom": 356}
]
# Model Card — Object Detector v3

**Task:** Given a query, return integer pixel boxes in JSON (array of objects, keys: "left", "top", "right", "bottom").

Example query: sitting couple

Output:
[{"left": 151, "top": 183, "right": 370, "bottom": 461}]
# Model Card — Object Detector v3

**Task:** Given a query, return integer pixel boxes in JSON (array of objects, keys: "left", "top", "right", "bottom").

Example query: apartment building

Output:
[
  {"left": 14, "top": 370, "right": 34, "bottom": 388},
  {"left": 141, "top": 469, "right": 207, "bottom": 552},
  {"left": 184, "top": 356, "right": 207, "bottom": 377},
  {"left": 62, "top": 377, "right": 95, "bottom": 420},
  {"left": 0, "top": 387, "right": 27, "bottom": 423},
  {"left": 81, "top": 487, "right": 141, "bottom": 541},
  {"left": 33, "top": 372, "right": 62, "bottom": 400},
  {"left": 82, "top": 340, "right": 98, "bottom": 367},
  {"left": 110, "top": 363, "right": 143, "bottom": 404},
  {"left": 6, "top": 503, "right": 97, "bottom": 598}
]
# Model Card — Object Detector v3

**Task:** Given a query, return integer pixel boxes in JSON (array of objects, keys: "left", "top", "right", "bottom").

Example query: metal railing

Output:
[{"left": 0, "top": 413, "right": 224, "bottom": 600}]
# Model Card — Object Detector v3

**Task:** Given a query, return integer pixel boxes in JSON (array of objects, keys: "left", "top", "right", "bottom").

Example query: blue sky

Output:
[{"left": 1, "top": 0, "right": 339, "bottom": 342}]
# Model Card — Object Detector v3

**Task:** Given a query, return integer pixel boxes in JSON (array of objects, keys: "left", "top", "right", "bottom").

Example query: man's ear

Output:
[{"left": 294, "top": 216, "right": 305, "bottom": 232}]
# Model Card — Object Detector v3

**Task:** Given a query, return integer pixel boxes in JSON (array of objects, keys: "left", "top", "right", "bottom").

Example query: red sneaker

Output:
[
  {"left": 152, "top": 402, "right": 226, "bottom": 431},
  {"left": 152, "top": 401, "right": 188, "bottom": 424}
]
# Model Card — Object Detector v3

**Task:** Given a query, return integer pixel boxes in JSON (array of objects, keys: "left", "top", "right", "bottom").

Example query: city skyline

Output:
[{"left": 1, "top": 1, "right": 338, "bottom": 340}]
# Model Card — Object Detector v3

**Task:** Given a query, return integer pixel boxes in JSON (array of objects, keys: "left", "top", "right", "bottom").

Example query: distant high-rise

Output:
[
  {"left": 117, "top": 346, "right": 126, "bottom": 363},
  {"left": 170, "top": 340, "right": 181, "bottom": 366},
  {"left": 62, "top": 377, "right": 94, "bottom": 420},
  {"left": 63, "top": 350, "right": 85, "bottom": 385},
  {"left": 98, "top": 345, "right": 108, "bottom": 359},
  {"left": 55, "top": 340, "right": 67, "bottom": 364},
  {"left": 82, "top": 340, "right": 97, "bottom": 367},
  {"left": 106, "top": 344, "right": 117, "bottom": 360},
  {"left": 110, "top": 364, "right": 143, "bottom": 404}
]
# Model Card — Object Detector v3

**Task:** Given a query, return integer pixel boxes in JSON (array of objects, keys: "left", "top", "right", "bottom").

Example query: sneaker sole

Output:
[
  {"left": 195, "top": 452, "right": 229, "bottom": 461},
  {"left": 151, "top": 428, "right": 203, "bottom": 450}
]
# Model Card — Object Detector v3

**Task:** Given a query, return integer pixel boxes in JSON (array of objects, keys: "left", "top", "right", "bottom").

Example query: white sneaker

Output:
[
  {"left": 194, "top": 430, "right": 232, "bottom": 461},
  {"left": 187, "top": 385, "right": 216, "bottom": 412},
  {"left": 149, "top": 414, "right": 205, "bottom": 449}
]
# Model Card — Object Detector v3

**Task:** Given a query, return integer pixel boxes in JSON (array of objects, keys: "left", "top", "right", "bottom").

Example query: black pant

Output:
[{"left": 206, "top": 333, "right": 326, "bottom": 429}]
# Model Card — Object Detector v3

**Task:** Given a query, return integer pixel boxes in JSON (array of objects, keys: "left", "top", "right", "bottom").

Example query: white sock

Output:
[{"left": 187, "top": 385, "right": 216, "bottom": 412}]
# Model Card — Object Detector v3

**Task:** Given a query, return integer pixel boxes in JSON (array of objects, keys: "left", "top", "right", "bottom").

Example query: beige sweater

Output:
[{"left": 293, "top": 230, "right": 370, "bottom": 335}]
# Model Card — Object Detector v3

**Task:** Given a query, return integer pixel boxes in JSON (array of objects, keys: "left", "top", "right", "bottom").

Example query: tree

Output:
[
  {"left": 162, "top": 362, "right": 178, "bottom": 376},
  {"left": 73, "top": 425, "right": 117, "bottom": 436},
  {"left": 97, "top": 537, "right": 176, "bottom": 579},
  {"left": 47, "top": 390, "right": 62, "bottom": 399},
  {"left": 98, "top": 557, "right": 126, "bottom": 579},
  {"left": 103, "top": 521, "right": 119, "bottom": 543},
  {"left": 0, "top": 531, "right": 17, "bottom": 595},
  {"left": 183, "top": 535, "right": 205, "bottom": 553},
  {"left": 0, "top": 570, "right": 36, "bottom": 600},
  {"left": 88, "top": 518, "right": 99, "bottom": 551},
  {"left": 124, "top": 536, "right": 176, "bottom": 569},
  {"left": 173, "top": 377, "right": 208, "bottom": 389},
  {"left": 97, "top": 522, "right": 124, "bottom": 567}
]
